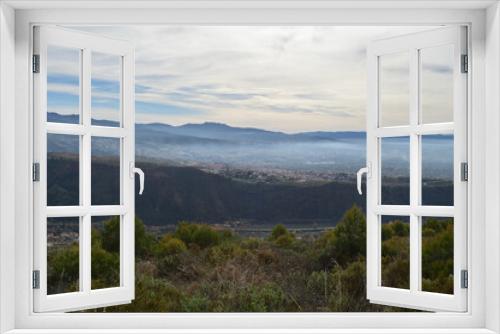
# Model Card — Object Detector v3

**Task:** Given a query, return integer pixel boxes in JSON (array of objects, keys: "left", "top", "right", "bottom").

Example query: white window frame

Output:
[
  {"left": 0, "top": 1, "right": 499, "bottom": 333},
  {"left": 366, "top": 26, "right": 468, "bottom": 312},
  {"left": 32, "top": 26, "right": 136, "bottom": 312}
]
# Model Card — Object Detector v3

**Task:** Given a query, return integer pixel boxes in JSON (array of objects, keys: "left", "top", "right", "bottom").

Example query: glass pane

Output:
[
  {"left": 421, "top": 134, "right": 454, "bottom": 206},
  {"left": 420, "top": 45, "right": 454, "bottom": 124},
  {"left": 91, "top": 52, "right": 121, "bottom": 127},
  {"left": 91, "top": 216, "right": 120, "bottom": 289},
  {"left": 47, "top": 45, "right": 81, "bottom": 124},
  {"left": 381, "top": 215, "right": 410, "bottom": 289},
  {"left": 381, "top": 137, "right": 410, "bottom": 205},
  {"left": 422, "top": 217, "right": 454, "bottom": 294},
  {"left": 379, "top": 52, "right": 409, "bottom": 127},
  {"left": 47, "top": 217, "right": 80, "bottom": 295},
  {"left": 91, "top": 137, "right": 121, "bottom": 205},
  {"left": 47, "top": 134, "right": 80, "bottom": 206}
]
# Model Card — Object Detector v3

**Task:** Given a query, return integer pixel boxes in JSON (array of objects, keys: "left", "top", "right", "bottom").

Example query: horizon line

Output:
[{"left": 47, "top": 111, "right": 367, "bottom": 135}]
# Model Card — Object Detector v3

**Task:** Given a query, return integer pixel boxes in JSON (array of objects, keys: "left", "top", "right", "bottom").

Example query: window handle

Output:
[
  {"left": 130, "top": 162, "right": 145, "bottom": 195},
  {"left": 356, "top": 163, "right": 371, "bottom": 195}
]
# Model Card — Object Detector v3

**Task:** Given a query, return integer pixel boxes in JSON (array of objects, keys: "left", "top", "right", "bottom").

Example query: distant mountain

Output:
[
  {"left": 47, "top": 112, "right": 452, "bottom": 179},
  {"left": 48, "top": 112, "right": 366, "bottom": 144}
]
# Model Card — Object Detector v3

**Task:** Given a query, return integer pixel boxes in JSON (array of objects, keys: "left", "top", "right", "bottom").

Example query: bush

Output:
[
  {"left": 326, "top": 259, "right": 391, "bottom": 312},
  {"left": 192, "top": 225, "right": 221, "bottom": 248},
  {"left": 274, "top": 233, "right": 295, "bottom": 248},
  {"left": 174, "top": 221, "right": 199, "bottom": 245},
  {"left": 158, "top": 236, "right": 187, "bottom": 256},
  {"left": 421, "top": 219, "right": 453, "bottom": 294},
  {"left": 174, "top": 222, "right": 222, "bottom": 248},
  {"left": 100, "top": 216, "right": 155, "bottom": 258},
  {"left": 270, "top": 224, "right": 288, "bottom": 240},
  {"left": 106, "top": 275, "right": 184, "bottom": 312},
  {"left": 269, "top": 224, "right": 295, "bottom": 248},
  {"left": 47, "top": 243, "right": 80, "bottom": 294},
  {"left": 306, "top": 270, "right": 332, "bottom": 307},
  {"left": 90, "top": 242, "right": 120, "bottom": 289}
]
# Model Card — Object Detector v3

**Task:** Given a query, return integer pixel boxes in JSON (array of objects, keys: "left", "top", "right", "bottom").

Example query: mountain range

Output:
[{"left": 47, "top": 112, "right": 452, "bottom": 179}]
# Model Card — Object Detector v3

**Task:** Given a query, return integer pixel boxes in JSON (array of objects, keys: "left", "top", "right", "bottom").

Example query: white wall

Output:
[
  {"left": 0, "top": 2, "right": 16, "bottom": 333},
  {"left": 485, "top": 2, "right": 500, "bottom": 332}
]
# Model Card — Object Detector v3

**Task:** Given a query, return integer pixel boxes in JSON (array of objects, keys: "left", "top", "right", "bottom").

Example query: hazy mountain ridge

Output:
[
  {"left": 47, "top": 112, "right": 452, "bottom": 179},
  {"left": 48, "top": 112, "right": 366, "bottom": 143}
]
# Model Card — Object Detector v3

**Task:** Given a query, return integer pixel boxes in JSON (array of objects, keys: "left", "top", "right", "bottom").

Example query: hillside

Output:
[{"left": 48, "top": 156, "right": 452, "bottom": 227}]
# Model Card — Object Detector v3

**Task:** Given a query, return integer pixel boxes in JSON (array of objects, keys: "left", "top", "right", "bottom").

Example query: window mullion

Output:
[
  {"left": 409, "top": 47, "right": 421, "bottom": 293},
  {"left": 81, "top": 47, "right": 92, "bottom": 294}
]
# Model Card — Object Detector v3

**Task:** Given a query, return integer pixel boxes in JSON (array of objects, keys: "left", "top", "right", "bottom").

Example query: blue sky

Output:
[{"left": 48, "top": 26, "right": 450, "bottom": 132}]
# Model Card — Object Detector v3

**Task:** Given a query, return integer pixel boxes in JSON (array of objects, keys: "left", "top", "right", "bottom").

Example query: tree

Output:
[
  {"left": 100, "top": 216, "right": 155, "bottom": 258},
  {"left": 316, "top": 205, "right": 366, "bottom": 268}
]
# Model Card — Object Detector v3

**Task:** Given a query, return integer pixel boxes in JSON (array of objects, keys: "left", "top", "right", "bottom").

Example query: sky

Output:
[{"left": 48, "top": 25, "right": 450, "bottom": 133}]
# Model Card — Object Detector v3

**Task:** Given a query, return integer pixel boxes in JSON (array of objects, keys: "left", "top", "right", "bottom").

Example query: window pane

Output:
[
  {"left": 91, "top": 216, "right": 121, "bottom": 290},
  {"left": 381, "top": 215, "right": 410, "bottom": 289},
  {"left": 47, "top": 134, "right": 80, "bottom": 206},
  {"left": 91, "top": 137, "right": 121, "bottom": 205},
  {"left": 381, "top": 137, "right": 410, "bottom": 205},
  {"left": 422, "top": 217, "right": 454, "bottom": 294},
  {"left": 421, "top": 134, "right": 454, "bottom": 206},
  {"left": 420, "top": 45, "right": 454, "bottom": 124},
  {"left": 379, "top": 52, "right": 409, "bottom": 127},
  {"left": 47, "top": 45, "right": 81, "bottom": 124},
  {"left": 91, "top": 52, "right": 121, "bottom": 127},
  {"left": 47, "top": 217, "right": 80, "bottom": 295}
]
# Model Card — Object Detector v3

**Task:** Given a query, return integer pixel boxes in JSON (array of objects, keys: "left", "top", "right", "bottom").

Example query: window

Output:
[
  {"left": 4, "top": 3, "right": 495, "bottom": 332},
  {"left": 33, "top": 26, "right": 141, "bottom": 312},
  {"left": 364, "top": 26, "right": 467, "bottom": 312}
]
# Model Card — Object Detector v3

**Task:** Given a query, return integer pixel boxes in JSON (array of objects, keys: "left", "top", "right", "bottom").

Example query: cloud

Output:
[{"left": 57, "top": 25, "right": 442, "bottom": 132}]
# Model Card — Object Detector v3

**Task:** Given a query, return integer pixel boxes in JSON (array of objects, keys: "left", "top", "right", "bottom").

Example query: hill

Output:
[{"left": 47, "top": 156, "right": 451, "bottom": 227}]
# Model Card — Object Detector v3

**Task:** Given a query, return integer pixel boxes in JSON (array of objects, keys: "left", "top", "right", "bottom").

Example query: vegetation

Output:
[{"left": 47, "top": 206, "right": 453, "bottom": 312}]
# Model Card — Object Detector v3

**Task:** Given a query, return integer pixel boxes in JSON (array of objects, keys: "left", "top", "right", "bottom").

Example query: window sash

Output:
[
  {"left": 32, "top": 26, "right": 136, "bottom": 313},
  {"left": 366, "top": 26, "right": 468, "bottom": 312}
]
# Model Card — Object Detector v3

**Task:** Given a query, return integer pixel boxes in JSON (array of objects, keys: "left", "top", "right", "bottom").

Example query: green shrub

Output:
[
  {"left": 241, "top": 237, "right": 261, "bottom": 250},
  {"left": 174, "top": 222, "right": 222, "bottom": 248},
  {"left": 192, "top": 225, "right": 221, "bottom": 248},
  {"left": 47, "top": 243, "right": 80, "bottom": 294},
  {"left": 106, "top": 275, "right": 184, "bottom": 312},
  {"left": 158, "top": 236, "right": 187, "bottom": 256},
  {"left": 270, "top": 224, "right": 288, "bottom": 240},
  {"left": 269, "top": 224, "right": 295, "bottom": 248},
  {"left": 274, "top": 233, "right": 295, "bottom": 248},
  {"left": 90, "top": 242, "right": 120, "bottom": 289},
  {"left": 100, "top": 216, "right": 155, "bottom": 258}
]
